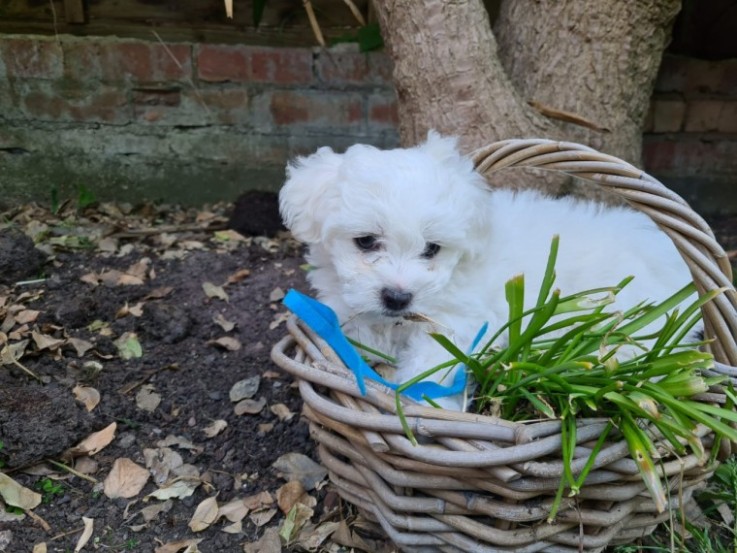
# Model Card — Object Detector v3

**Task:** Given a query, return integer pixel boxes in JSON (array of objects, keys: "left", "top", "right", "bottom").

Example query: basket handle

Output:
[{"left": 471, "top": 139, "right": 737, "bottom": 366}]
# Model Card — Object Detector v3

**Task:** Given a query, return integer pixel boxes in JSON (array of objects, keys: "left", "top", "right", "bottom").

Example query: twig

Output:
[
  {"left": 27, "top": 508, "right": 53, "bottom": 534},
  {"left": 528, "top": 100, "right": 611, "bottom": 133},
  {"left": 50, "top": 525, "right": 84, "bottom": 541},
  {"left": 46, "top": 459, "right": 98, "bottom": 484},
  {"left": 118, "top": 363, "right": 179, "bottom": 394},
  {"left": 151, "top": 30, "right": 213, "bottom": 120},
  {"left": 8, "top": 357, "right": 43, "bottom": 382},
  {"left": 14, "top": 278, "right": 48, "bottom": 287},
  {"left": 342, "top": 0, "right": 366, "bottom": 25},
  {"left": 303, "top": 0, "right": 326, "bottom": 46}
]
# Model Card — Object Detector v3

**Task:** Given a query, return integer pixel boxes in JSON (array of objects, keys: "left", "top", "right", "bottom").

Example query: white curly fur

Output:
[{"left": 279, "top": 132, "right": 695, "bottom": 410}]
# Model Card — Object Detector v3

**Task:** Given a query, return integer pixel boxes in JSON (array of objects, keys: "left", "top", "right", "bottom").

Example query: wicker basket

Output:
[{"left": 271, "top": 139, "right": 737, "bottom": 552}]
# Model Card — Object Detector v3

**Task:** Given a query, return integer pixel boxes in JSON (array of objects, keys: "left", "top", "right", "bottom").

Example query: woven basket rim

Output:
[{"left": 270, "top": 138, "right": 737, "bottom": 552}]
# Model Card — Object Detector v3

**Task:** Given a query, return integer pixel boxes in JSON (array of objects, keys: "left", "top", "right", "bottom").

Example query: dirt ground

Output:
[
  {"left": 0, "top": 193, "right": 736, "bottom": 553},
  {"left": 0, "top": 194, "right": 397, "bottom": 553}
]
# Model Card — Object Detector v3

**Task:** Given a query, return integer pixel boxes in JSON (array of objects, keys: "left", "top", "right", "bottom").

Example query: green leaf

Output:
[
  {"left": 535, "top": 235, "right": 559, "bottom": 309},
  {"left": 505, "top": 275, "right": 525, "bottom": 346},
  {"left": 77, "top": 184, "right": 96, "bottom": 209},
  {"left": 357, "top": 23, "right": 384, "bottom": 52},
  {"left": 619, "top": 413, "right": 667, "bottom": 513}
]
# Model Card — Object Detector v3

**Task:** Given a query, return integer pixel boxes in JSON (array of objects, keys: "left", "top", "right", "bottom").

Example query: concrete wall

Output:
[{"left": 0, "top": 33, "right": 736, "bottom": 212}]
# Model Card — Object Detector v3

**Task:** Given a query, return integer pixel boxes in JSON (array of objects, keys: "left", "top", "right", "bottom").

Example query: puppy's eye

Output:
[
  {"left": 421, "top": 242, "right": 441, "bottom": 259},
  {"left": 354, "top": 235, "right": 380, "bottom": 252}
]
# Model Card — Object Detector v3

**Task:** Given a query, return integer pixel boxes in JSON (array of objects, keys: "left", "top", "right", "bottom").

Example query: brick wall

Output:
[
  {"left": 0, "top": 34, "right": 399, "bottom": 206},
  {"left": 0, "top": 33, "right": 735, "bottom": 212},
  {"left": 644, "top": 55, "right": 737, "bottom": 212}
]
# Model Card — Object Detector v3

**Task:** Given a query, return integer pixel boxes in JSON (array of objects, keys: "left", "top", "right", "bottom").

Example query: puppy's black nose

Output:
[{"left": 381, "top": 288, "right": 413, "bottom": 312}]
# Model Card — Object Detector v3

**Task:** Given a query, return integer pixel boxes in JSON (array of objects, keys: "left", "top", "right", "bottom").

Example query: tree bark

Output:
[{"left": 372, "top": 0, "right": 680, "bottom": 167}]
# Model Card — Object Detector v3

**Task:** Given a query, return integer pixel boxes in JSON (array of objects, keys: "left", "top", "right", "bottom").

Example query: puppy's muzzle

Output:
[{"left": 381, "top": 288, "right": 413, "bottom": 313}]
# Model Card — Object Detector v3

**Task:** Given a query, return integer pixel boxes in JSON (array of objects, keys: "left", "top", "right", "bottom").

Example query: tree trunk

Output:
[{"left": 372, "top": 0, "right": 680, "bottom": 169}]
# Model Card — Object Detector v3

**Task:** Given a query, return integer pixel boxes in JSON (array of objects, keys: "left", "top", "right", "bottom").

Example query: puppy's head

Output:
[{"left": 279, "top": 131, "right": 491, "bottom": 319}]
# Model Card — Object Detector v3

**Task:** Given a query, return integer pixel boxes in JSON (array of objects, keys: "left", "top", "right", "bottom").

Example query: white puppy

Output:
[{"left": 279, "top": 132, "right": 693, "bottom": 410}]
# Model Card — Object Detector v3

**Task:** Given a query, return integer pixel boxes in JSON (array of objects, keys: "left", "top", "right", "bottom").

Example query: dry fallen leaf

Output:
[
  {"left": 229, "top": 376, "right": 260, "bottom": 402},
  {"left": 268, "top": 287, "right": 285, "bottom": 302},
  {"left": 234, "top": 397, "right": 266, "bottom": 416},
  {"left": 213, "top": 313, "right": 236, "bottom": 332},
  {"left": 136, "top": 499, "right": 173, "bottom": 523},
  {"left": 143, "top": 447, "right": 184, "bottom": 485},
  {"left": 32, "top": 543, "right": 47, "bottom": 553},
  {"left": 103, "top": 458, "right": 150, "bottom": 499},
  {"left": 270, "top": 403, "right": 295, "bottom": 422},
  {"left": 279, "top": 503, "right": 314, "bottom": 544},
  {"left": 31, "top": 330, "right": 65, "bottom": 351},
  {"left": 293, "top": 521, "right": 340, "bottom": 551},
  {"left": 67, "top": 337, "right": 94, "bottom": 357},
  {"left": 216, "top": 498, "right": 249, "bottom": 523},
  {"left": 126, "top": 258, "right": 151, "bottom": 281},
  {"left": 202, "top": 282, "right": 229, "bottom": 302},
  {"left": 208, "top": 336, "right": 241, "bottom": 351},
  {"left": 145, "top": 287, "right": 174, "bottom": 300},
  {"left": 243, "top": 490, "right": 274, "bottom": 511},
  {"left": 117, "top": 301, "right": 145, "bottom": 319},
  {"left": 65, "top": 422, "right": 117, "bottom": 458},
  {"left": 242, "top": 527, "right": 281, "bottom": 553},
  {"left": 276, "top": 480, "right": 312, "bottom": 514},
  {"left": 74, "top": 457, "right": 99, "bottom": 476},
  {"left": 202, "top": 420, "right": 228, "bottom": 439},
  {"left": 146, "top": 479, "right": 200, "bottom": 501},
  {"left": 153, "top": 538, "right": 202, "bottom": 553},
  {"left": 226, "top": 268, "right": 250, "bottom": 284},
  {"left": 74, "top": 516, "right": 94, "bottom": 552},
  {"left": 272, "top": 453, "right": 327, "bottom": 491},
  {"left": 14, "top": 309, "right": 40, "bottom": 324},
  {"left": 136, "top": 384, "right": 162, "bottom": 413},
  {"left": 249, "top": 507, "right": 277, "bottom": 527},
  {"left": 73, "top": 385, "right": 101, "bottom": 412},
  {"left": 221, "top": 520, "right": 242, "bottom": 534},
  {"left": 188, "top": 496, "right": 219, "bottom": 532},
  {"left": 156, "top": 435, "right": 203, "bottom": 453},
  {"left": 0, "top": 472, "right": 42, "bottom": 510}
]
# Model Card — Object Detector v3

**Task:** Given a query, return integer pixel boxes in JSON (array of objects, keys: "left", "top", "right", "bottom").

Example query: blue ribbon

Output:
[{"left": 283, "top": 289, "right": 487, "bottom": 402}]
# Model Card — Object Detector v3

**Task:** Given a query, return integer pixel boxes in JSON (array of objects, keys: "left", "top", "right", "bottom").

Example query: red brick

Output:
[
  {"left": 316, "top": 50, "right": 370, "bottom": 85},
  {"left": 249, "top": 48, "right": 313, "bottom": 85},
  {"left": 685, "top": 100, "right": 725, "bottom": 132},
  {"left": 368, "top": 93, "right": 398, "bottom": 129},
  {"left": 64, "top": 39, "right": 191, "bottom": 83},
  {"left": 103, "top": 42, "right": 191, "bottom": 83},
  {"left": 643, "top": 137, "right": 737, "bottom": 176},
  {"left": 131, "top": 88, "right": 181, "bottom": 107},
  {"left": 719, "top": 61, "right": 737, "bottom": 96},
  {"left": 650, "top": 99, "right": 686, "bottom": 133},
  {"left": 267, "top": 90, "right": 364, "bottom": 130},
  {"left": 22, "top": 83, "right": 129, "bottom": 124},
  {"left": 316, "top": 49, "right": 393, "bottom": 86},
  {"left": 196, "top": 44, "right": 250, "bottom": 82},
  {"left": 0, "top": 38, "right": 63, "bottom": 79},
  {"left": 685, "top": 60, "right": 725, "bottom": 95},
  {"left": 654, "top": 55, "right": 687, "bottom": 94},
  {"left": 188, "top": 87, "right": 250, "bottom": 125},
  {"left": 368, "top": 52, "right": 394, "bottom": 83}
]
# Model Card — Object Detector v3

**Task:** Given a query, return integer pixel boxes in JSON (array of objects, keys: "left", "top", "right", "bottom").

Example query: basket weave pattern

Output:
[{"left": 271, "top": 140, "right": 737, "bottom": 552}]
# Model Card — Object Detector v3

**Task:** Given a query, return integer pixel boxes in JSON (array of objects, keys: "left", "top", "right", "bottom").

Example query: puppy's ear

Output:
[
  {"left": 420, "top": 130, "right": 463, "bottom": 162},
  {"left": 280, "top": 146, "right": 343, "bottom": 243}
]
